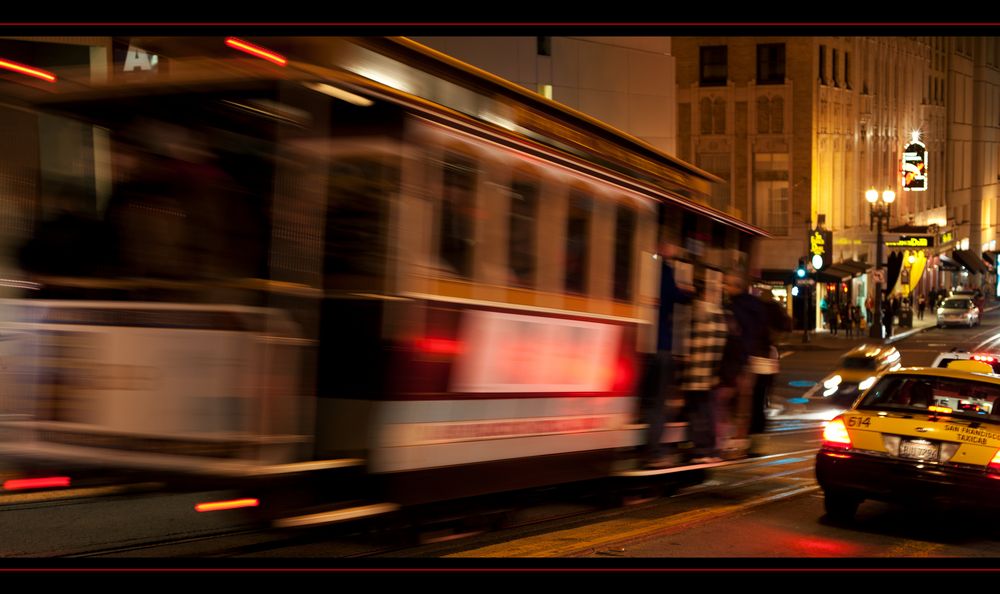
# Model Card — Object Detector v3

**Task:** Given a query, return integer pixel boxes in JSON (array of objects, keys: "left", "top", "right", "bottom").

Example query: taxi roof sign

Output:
[{"left": 947, "top": 359, "right": 995, "bottom": 374}]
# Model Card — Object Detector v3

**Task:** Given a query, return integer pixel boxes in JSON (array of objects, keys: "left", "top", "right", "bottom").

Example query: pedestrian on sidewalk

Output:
[
  {"left": 917, "top": 294, "right": 926, "bottom": 320},
  {"left": 882, "top": 295, "right": 894, "bottom": 339}
]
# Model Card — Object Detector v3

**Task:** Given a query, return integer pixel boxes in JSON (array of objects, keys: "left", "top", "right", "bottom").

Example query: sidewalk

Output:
[{"left": 777, "top": 311, "right": 938, "bottom": 353}]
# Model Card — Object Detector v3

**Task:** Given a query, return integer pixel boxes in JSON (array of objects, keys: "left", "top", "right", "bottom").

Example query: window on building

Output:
[
  {"left": 712, "top": 98, "right": 726, "bottom": 134},
  {"left": 508, "top": 179, "right": 538, "bottom": 287},
  {"left": 697, "top": 153, "right": 732, "bottom": 213},
  {"left": 845, "top": 52, "right": 852, "bottom": 89},
  {"left": 700, "top": 97, "right": 712, "bottom": 135},
  {"left": 700, "top": 96, "right": 726, "bottom": 135},
  {"left": 756, "top": 43, "right": 786, "bottom": 85},
  {"left": 833, "top": 49, "right": 840, "bottom": 86},
  {"left": 439, "top": 155, "right": 477, "bottom": 278},
  {"left": 770, "top": 97, "right": 784, "bottom": 133},
  {"left": 700, "top": 45, "right": 728, "bottom": 86},
  {"left": 757, "top": 96, "right": 770, "bottom": 133},
  {"left": 819, "top": 45, "right": 827, "bottom": 84},
  {"left": 565, "top": 192, "right": 591, "bottom": 295},
  {"left": 753, "top": 152, "right": 790, "bottom": 236},
  {"left": 613, "top": 204, "right": 636, "bottom": 301},
  {"left": 537, "top": 36, "right": 551, "bottom": 57}
]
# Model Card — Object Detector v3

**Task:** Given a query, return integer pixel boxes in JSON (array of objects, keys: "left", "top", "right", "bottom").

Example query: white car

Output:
[{"left": 936, "top": 297, "right": 981, "bottom": 328}]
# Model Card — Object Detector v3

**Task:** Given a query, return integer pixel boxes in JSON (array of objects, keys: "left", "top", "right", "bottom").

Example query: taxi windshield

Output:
[
  {"left": 841, "top": 356, "right": 879, "bottom": 370},
  {"left": 858, "top": 374, "right": 1000, "bottom": 420}
]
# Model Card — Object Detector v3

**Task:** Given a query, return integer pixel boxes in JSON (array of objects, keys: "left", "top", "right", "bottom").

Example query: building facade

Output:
[{"left": 673, "top": 36, "right": 1000, "bottom": 330}]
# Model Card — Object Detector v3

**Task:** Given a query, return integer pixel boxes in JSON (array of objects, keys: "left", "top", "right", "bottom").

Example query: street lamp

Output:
[{"left": 867, "top": 187, "right": 896, "bottom": 339}]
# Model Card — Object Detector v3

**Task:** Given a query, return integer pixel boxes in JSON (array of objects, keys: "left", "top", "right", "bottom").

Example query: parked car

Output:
[{"left": 936, "top": 297, "right": 981, "bottom": 328}]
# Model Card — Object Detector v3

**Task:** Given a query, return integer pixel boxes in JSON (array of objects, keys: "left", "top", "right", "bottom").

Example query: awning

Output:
[
  {"left": 938, "top": 254, "right": 961, "bottom": 271},
  {"left": 814, "top": 264, "right": 852, "bottom": 283},
  {"left": 952, "top": 249, "right": 990, "bottom": 275},
  {"left": 838, "top": 260, "right": 871, "bottom": 276}
]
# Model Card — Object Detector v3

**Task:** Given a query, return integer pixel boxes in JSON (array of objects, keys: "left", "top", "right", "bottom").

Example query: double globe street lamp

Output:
[{"left": 867, "top": 188, "right": 896, "bottom": 339}]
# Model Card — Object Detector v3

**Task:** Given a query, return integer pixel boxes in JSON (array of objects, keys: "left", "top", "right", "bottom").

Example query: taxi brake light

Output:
[
  {"left": 989, "top": 450, "right": 1000, "bottom": 476},
  {"left": 822, "top": 417, "right": 852, "bottom": 449}
]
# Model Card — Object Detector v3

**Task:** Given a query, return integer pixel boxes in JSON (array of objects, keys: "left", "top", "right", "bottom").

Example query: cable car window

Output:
[
  {"left": 565, "top": 191, "right": 591, "bottom": 295},
  {"left": 508, "top": 179, "right": 538, "bottom": 288},
  {"left": 613, "top": 204, "right": 636, "bottom": 302},
  {"left": 439, "top": 155, "right": 477, "bottom": 278}
]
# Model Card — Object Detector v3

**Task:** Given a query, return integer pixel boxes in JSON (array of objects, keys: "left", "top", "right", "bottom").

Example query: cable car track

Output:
[{"left": 42, "top": 448, "right": 820, "bottom": 559}]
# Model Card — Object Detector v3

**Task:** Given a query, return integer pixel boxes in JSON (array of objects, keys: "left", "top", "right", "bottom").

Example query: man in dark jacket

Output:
[
  {"left": 750, "top": 289, "right": 793, "bottom": 436},
  {"left": 720, "top": 273, "right": 763, "bottom": 455},
  {"left": 636, "top": 240, "right": 693, "bottom": 469}
]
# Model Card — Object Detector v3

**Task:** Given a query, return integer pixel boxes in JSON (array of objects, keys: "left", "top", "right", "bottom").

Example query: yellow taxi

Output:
[
  {"left": 816, "top": 361, "right": 1000, "bottom": 521},
  {"left": 805, "top": 344, "right": 902, "bottom": 409}
]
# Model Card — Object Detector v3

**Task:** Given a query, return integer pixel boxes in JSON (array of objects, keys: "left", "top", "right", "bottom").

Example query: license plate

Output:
[{"left": 899, "top": 439, "right": 939, "bottom": 461}]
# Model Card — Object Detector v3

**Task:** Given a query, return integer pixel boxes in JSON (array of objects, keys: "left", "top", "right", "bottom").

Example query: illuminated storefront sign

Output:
[
  {"left": 902, "top": 140, "right": 927, "bottom": 191},
  {"left": 939, "top": 231, "right": 954, "bottom": 245},
  {"left": 885, "top": 235, "right": 933, "bottom": 247}
]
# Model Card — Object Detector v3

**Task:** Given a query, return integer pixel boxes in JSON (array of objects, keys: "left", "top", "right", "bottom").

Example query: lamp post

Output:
[{"left": 867, "top": 188, "right": 895, "bottom": 339}]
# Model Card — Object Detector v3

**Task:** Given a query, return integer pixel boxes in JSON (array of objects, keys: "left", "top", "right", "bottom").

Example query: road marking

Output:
[
  {"left": 974, "top": 332, "right": 1000, "bottom": 351},
  {"left": 445, "top": 483, "right": 819, "bottom": 558}
]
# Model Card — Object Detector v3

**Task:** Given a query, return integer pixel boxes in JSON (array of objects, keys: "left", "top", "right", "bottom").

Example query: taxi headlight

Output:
[
  {"left": 823, "top": 375, "right": 843, "bottom": 390},
  {"left": 858, "top": 376, "right": 877, "bottom": 391}
]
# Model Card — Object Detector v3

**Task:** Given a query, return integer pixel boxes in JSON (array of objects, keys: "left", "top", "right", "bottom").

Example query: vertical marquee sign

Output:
[
  {"left": 902, "top": 139, "right": 927, "bottom": 191},
  {"left": 809, "top": 227, "right": 833, "bottom": 271}
]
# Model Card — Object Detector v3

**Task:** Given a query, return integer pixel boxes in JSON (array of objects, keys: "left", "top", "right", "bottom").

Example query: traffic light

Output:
[{"left": 796, "top": 258, "right": 807, "bottom": 279}]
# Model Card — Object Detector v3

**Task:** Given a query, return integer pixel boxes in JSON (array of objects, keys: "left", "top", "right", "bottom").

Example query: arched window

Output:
[
  {"left": 770, "top": 97, "right": 784, "bottom": 133},
  {"left": 700, "top": 97, "right": 713, "bottom": 135},
  {"left": 757, "top": 96, "right": 770, "bottom": 134},
  {"left": 712, "top": 98, "right": 726, "bottom": 135}
]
